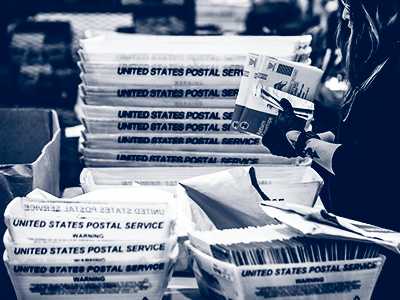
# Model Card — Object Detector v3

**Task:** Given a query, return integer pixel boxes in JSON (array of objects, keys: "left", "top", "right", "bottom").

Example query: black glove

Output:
[
  {"left": 261, "top": 98, "right": 306, "bottom": 158},
  {"left": 276, "top": 98, "right": 306, "bottom": 133}
]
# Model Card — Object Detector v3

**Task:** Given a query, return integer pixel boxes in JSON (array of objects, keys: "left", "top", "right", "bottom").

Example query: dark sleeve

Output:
[{"left": 331, "top": 87, "right": 400, "bottom": 186}]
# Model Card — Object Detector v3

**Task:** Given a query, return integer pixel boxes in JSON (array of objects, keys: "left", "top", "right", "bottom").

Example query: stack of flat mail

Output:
[
  {"left": 3, "top": 188, "right": 179, "bottom": 300},
  {"left": 76, "top": 33, "right": 314, "bottom": 167},
  {"left": 231, "top": 53, "right": 323, "bottom": 136}
]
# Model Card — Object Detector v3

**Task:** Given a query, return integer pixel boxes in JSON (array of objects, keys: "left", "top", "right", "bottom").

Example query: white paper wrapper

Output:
[
  {"left": 187, "top": 242, "right": 384, "bottom": 300},
  {"left": 4, "top": 245, "right": 178, "bottom": 300}
]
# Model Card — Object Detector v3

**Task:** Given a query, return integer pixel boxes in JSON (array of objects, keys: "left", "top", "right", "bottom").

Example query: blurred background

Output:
[{"left": 0, "top": 0, "right": 344, "bottom": 192}]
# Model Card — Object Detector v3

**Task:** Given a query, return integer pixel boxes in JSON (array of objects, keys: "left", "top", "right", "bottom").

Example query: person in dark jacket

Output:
[{"left": 262, "top": 0, "right": 400, "bottom": 298}]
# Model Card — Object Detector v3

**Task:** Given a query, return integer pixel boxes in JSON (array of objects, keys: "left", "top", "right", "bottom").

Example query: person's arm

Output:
[{"left": 286, "top": 130, "right": 340, "bottom": 174}]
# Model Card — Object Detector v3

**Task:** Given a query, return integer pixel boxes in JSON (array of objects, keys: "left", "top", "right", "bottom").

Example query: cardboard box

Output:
[{"left": 0, "top": 108, "right": 61, "bottom": 204}]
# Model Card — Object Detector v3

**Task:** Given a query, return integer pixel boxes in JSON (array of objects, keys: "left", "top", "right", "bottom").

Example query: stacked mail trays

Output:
[
  {"left": 186, "top": 226, "right": 384, "bottom": 300},
  {"left": 77, "top": 34, "right": 314, "bottom": 168},
  {"left": 3, "top": 188, "right": 179, "bottom": 300}
]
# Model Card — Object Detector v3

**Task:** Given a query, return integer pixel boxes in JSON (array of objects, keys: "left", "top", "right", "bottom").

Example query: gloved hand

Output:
[
  {"left": 261, "top": 98, "right": 306, "bottom": 158},
  {"left": 276, "top": 98, "right": 306, "bottom": 133}
]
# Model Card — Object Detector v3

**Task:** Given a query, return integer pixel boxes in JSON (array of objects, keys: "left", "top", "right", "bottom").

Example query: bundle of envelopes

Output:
[
  {"left": 3, "top": 188, "right": 179, "bottom": 300},
  {"left": 231, "top": 53, "right": 324, "bottom": 135},
  {"left": 76, "top": 33, "right": 315, "bottom": 168},
  {"left": 186, "top": 224, "right": 385, "bottom": 300}
]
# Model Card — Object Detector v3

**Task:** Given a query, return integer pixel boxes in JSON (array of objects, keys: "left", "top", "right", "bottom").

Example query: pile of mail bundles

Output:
[
  {"left": 76, "top": 33, "right": 314, "bottom": 168},
  {"left": 3, "top": 188, "right": 179, "bottom": 300}
]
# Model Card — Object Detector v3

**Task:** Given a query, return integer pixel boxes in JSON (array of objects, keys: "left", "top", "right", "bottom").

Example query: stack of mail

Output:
[
  {"left": 76, "top": 33, "right": 314, "bottom": 167},
  {"left": 3, "top": 188, "right": 179, "bottom": 300},
  {"left": 231, "top": 53, "right": 323, "bottom": 136}
]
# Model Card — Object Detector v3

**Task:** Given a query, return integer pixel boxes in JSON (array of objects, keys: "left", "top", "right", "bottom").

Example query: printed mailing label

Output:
[{"left": 254, "top": 55, "right": 323, "bottom": 101}]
